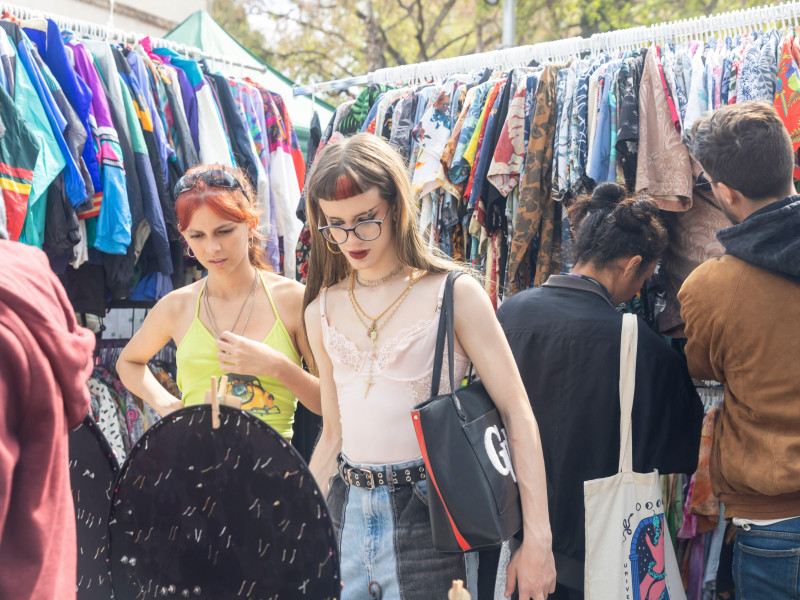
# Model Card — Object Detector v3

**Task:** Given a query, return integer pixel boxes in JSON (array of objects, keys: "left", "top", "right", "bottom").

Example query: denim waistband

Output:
[{"left": 339, "top": 453, "right": 425, "bottom": 473}]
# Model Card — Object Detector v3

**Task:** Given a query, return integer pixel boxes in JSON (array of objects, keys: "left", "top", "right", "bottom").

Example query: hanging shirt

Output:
[
  {"left": 70, "top": 42, "right": 131, "bottom": 254},
  {"left": 739, "top": 34, "right": 765, "bottom": 102},
  {"left": 572, "top": 55, "right": 609, "bottom": 192},
  {"left": 1, "top": 22, "right": 86, "bottom": 211},
  {"left": 436, "top": 85, "right": 474, "bottom": 198},
  {"left": 411, "top": 82, "right": 458, "bottom": 198},
  {"left": 507, "top": 64, "right": 563, "bottom": 292},
  {"left": 0, "top": 84, "right": 39, "bottom": 243},
  {"left": 588, "top": 61, "right": 621, "bottom": 185},
  {"left": 756, "top": 29, "right": 780, "bottom": 102},
  {"left": 127, "top": 50, "right": 173, "bottom": 181},
  {"left": 775, "top": 33, "right": 800, "bottom": 158},
  {"left": 449, "top": 81, "right": 491, "bottom": 186},
  {"left": 555, "top": 67, "right": 577, "bottom": 197},
  {"left": 227, "top": 77, "right": 273, "bottom": 268},
  {"left": 636, "top": 46, "right": 693, "bottom": 211},
  {"left": 26, "top": 19, "right": 99, "bottom": 199},
  {"left": 683, "top": 43, "right": 708, "bottom": 135},
  {"left": 469, "top": 80, "right": 506, "bottom": 233},
  {"left": 117, "top": 71, "right": 172, "bottom": 274},
  {"left": 616, "top": 51, "right": 647, "bottom": 192},
  {"left": 0, "top": 28, "right": 64, "bottom": 244},
  {"left": 0, "top": 28, "right": 14, "bottom": 97},
  {"left": 607, "top": 65, "right": 620, "bottom": 184},
  {"left": 272, "top": 93, "right": 306, "bottom": 192},
  {"left": 255, "top": 87, "right": 302, "bottom": 278}
]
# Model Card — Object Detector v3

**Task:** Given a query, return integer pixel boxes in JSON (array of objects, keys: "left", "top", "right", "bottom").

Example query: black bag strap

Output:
[{"left": 430, "top": 270, "right": 463, "bottom": 399}]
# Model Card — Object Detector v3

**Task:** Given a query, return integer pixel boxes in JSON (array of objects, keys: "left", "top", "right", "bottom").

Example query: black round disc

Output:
[
  {"left": 69, "top": 415, "right": 119, "bottom": 599},
  {"left": 108, "top": 405, "right": 339, "bottom": 600}
]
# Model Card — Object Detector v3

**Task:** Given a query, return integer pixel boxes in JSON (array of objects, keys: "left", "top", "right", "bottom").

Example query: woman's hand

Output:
[
  {"left": 506, "top": 537, "right": 557, "bottom": 600},
  {"left": 216, "top": 331, "right": 289, "bottom": 376}
]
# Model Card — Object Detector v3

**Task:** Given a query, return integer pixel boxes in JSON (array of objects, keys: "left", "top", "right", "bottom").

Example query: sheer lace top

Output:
[{"left": 320, "top": 276, "right": 470, "bottom": 464}]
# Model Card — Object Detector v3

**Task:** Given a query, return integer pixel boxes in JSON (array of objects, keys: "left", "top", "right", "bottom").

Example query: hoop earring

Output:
[
  {"left": 248, "top": 237, "right": 253, "bottom": 250},
  {"left": 187, "top": 247, "right": 196, "bottom": 259},
  {"left": 326, "top": 240, "right": 342, "bottom": 255}
]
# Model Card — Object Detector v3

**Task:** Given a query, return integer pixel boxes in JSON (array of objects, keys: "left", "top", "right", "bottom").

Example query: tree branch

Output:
[
  {"left": 355, "top": 7, "right": 408, "bottom": 65},
  {"left": 424, "top": 0, "right": 458, "bottom": 50},
  {"left": 429, "top": 30, "right": 474, "bottom": 59},
  {"left": 414, "top": 0, "right": 427, "bottom": 61}
]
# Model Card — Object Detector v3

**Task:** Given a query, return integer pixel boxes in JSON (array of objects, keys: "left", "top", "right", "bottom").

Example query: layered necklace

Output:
[
  {"left": 355, "top": 263, "right": 404, "bottom": 288},
  {"left": 203, "top": 269, "right": 259, "bottom": 339},
  {"left": 348, "top": 266, "right": 427, "bottom": 397}
]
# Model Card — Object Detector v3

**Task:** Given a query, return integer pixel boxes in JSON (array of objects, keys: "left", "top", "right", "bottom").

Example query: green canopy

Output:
[{"left": 165, "top": 10, "right": 334, "bottom": 154}]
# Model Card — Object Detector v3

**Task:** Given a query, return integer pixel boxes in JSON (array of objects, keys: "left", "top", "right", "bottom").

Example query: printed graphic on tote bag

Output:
[
  {"left": 484, "top": 425, "right": 517, "bottom": 482},
  {"left": 623, "top": 503, "right": 669, "bottom": 600}
]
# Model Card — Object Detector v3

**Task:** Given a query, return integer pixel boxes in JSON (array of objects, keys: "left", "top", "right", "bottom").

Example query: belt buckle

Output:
[{"left": 348, "top": 467, "right": 375, "bottom": 490}]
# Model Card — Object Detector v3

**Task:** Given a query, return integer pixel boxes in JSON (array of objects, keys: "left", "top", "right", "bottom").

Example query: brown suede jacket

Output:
[{"left": 678, "top": 196, "right": 800, "bottom": 519}]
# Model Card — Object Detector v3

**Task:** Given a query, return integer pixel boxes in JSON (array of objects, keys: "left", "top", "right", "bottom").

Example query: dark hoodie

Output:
[
  {"left": 0, "top": 241, "right": 95, "bottom": 600},
  {"left": 678, "top": 195, "right": 800, "bottom": 519},
  {"left": 716, "top": 195, "right": 800, "bottom": 285}
]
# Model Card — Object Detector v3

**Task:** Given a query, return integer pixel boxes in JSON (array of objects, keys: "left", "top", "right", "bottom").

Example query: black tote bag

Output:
[{"left": 411, "top": 271, "right": 522, "bottom": 553}]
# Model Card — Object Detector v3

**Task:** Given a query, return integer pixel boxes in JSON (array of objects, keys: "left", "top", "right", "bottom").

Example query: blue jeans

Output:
[
  {"left": 327, "top": 456, "right": 476, "bottom": 600},
  {"left": 733, "top": 517, "right": 800, "bottom": 599}
]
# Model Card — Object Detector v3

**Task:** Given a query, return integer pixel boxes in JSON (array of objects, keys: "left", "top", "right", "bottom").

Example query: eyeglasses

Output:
[
  {"left": 174, "top": 169, "right": 244, "bottom": 198},
  {"left": 695, "top": 172, "right": 715, "bottom": 193},
  {"left": 318, "top": 207, "right": 390, "bottom": 244}
]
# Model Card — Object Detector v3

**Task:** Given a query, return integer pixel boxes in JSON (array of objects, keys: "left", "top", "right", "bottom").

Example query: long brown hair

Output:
[
  {"left": 302, "top": 134, "right": 459, "bottom": 370},
  {"left": 175, "top": 163, "right": 269, "bottom": 270}
]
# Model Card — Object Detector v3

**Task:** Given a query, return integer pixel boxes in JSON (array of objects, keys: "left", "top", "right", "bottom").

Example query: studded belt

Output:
[{"left": 338, "top": 458, "right": 427, "bottom": 490}]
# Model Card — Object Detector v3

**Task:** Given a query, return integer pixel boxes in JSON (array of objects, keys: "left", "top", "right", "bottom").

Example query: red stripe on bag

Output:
[{"left": 411, "top": 410, "right": 471, "bottom": 551}]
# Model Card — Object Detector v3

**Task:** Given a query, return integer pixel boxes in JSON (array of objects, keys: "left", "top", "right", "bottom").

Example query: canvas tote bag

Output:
[{"left": 583, "top": 314, "right": 686, "bottom": 600}]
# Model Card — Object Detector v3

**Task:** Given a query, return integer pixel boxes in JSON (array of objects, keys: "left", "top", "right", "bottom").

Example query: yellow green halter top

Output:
[{"left": 176, "top": 272, "right": 301, "bottom": 439}]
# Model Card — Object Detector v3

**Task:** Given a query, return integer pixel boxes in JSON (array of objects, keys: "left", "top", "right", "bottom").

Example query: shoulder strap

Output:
[
  {"left": 430, "top": 271, "right": 463, "bottom": 398},
  {"left": 195, "top": 279, "right": 207, "bottom": 318},
  {"left": 618, "top": 313, "right": 638, "bottom": 473},
  {"left": 319, "top": 287, "right": 328, "bottom": 319},
  {"left": 260, "top": 272, "right": 280, "bottom": 320}
]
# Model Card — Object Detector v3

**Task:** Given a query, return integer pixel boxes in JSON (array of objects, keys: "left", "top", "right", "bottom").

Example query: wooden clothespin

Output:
[
  {"left": 205, "top": 375, "right": 243, "bottom": 430},
  {"left": 447, "top": 580, "right": 471, "bottom": 600},
  {"left": 210, "top": 376, "right": 222, "bottom": 429}
]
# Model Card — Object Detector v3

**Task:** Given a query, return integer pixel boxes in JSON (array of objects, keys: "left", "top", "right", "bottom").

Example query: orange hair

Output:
[{"left": 175, "top": 164, "right": 269, "bottom": 271}]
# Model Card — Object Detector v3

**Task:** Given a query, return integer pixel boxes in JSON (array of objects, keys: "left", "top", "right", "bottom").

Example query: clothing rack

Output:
[
  {"left": 94, "top": 338, "right": 176, "bottom": 367},
  {"left": 293, "top": 0, "right": 800, "bottom": 96},
  {"left": 0, "top": 1, "right": 267, "bottom": 74}
]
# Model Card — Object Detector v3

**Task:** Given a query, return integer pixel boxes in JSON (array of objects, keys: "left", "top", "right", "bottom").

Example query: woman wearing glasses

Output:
[
  {"left": 302, "top": 134, "right": 555, "bottom": 600},
  {"left": 117, "top": 164, "right": 321, "bottom": 437}
]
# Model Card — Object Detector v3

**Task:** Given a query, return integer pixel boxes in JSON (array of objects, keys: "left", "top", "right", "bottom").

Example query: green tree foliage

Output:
[
  {"left": 516, "top": 0, "right": 764, "bottom": 42},
  {"left": 212, "top": 0, "right": 270, "bottom": 63},
  {"left": 218, "top": 0, "right": 768, "bottom": 100}
]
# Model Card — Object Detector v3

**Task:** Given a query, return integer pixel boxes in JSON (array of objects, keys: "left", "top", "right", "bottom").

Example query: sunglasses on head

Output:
[{"left": 174, "top": 169, "right": 244, "bottom": 198}]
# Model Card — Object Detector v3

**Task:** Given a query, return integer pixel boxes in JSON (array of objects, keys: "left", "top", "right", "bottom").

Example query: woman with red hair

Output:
[{"left": 117, "top": 164, "right": 320, "bottom": 437}]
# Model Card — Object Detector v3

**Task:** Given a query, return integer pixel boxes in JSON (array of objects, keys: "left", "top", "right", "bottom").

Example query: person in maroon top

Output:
[{"left": 0, "top": 240, "right": 95, "bottom": 600}]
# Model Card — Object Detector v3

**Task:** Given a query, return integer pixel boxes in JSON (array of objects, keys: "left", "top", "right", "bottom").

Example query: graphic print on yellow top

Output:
[{"left": 175, "top": 273, "right": 301, "bottom": 438}]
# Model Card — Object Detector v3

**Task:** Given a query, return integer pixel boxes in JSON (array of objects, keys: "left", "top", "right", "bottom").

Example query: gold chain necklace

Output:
[
  {"left": 355, "top": 264, "right": 404, "bottom": 288},
  {"left": 348, "top": 269, "right": 428, "bottom": 397},
  {"left": 350, "top": 269, "right": 427, "bottom": 340}
]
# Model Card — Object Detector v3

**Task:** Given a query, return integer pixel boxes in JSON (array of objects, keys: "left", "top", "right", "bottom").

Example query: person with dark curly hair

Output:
[{"left": 497, "top": 182, "right": 704, "bottom": 600}]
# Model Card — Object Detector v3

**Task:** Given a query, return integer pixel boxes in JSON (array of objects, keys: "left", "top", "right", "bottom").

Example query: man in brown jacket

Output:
[{"left": 679, "top": 101, "right": 800, "bottom": 600}]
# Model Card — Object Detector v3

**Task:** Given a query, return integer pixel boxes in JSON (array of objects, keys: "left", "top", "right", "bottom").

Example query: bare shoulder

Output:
[
  {"left": 263, "top": 271, "right": 305, "bottom": 304},
  {"left": 154, "top": 279, "right": 203, "bottom": 318},
  {"left": 452, "top": 270, "right": 487, "bottom": 303}
]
